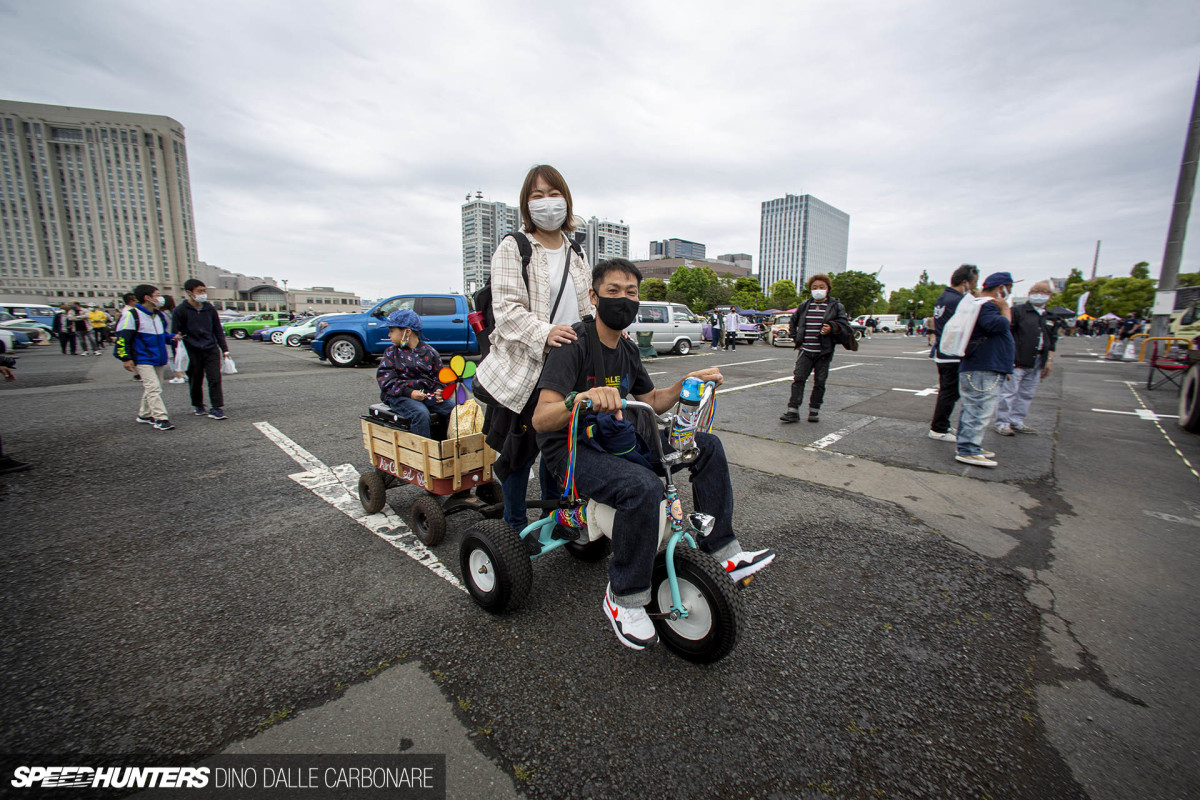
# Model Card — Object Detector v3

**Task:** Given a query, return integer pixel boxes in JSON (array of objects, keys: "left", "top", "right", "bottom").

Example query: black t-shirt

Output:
[{"left": 535, "top": 321, "right": 654, "bottom": 471}]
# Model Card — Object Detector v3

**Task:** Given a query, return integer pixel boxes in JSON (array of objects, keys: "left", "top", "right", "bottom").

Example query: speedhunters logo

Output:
[{"left": 11, "top": 765, "right": 209, "bottom": 789}]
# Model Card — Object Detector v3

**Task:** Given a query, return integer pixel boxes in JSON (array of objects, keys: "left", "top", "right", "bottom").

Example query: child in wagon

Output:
[{"left": 376, "top": 309, "right": 455, "bottom": 438}]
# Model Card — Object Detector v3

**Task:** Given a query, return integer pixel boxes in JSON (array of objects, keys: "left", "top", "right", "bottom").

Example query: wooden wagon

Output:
[{"left": 358, "top": 416, "right": 502, "bottom": 545}]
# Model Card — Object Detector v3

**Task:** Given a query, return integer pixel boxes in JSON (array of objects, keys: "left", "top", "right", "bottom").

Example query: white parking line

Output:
[
  {"left": 254, "top": 421, "right": 466, "bottom": 592},
  {"left": 1091, "top": 408, "right": 1180, "bottom": 420},
  {"left": 716, "top": 363, "right": 866, "bottom": 395},
  {"left": 1125, "top": 384, "right": 1200, "bottom": 483},
  {"left": 810, "top": 416, "right": 878, "bottom": 449},
  {"left": 718, "top": 357, "right": 780, "bottom": 368},
  {"left": 893, "top": 386, "right": 939, "bottom": 397}
]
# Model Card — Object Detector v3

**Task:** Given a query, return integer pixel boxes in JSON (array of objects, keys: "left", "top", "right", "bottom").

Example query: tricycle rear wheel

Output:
[
  {"left": 410, "top": 494, "right": 446, "bottom": 546},
  {"left": 358, "top": 470, "right": 387, "bottom": 514},
  {"left": 459, "top": 520, "right": 532, "bottom": 612},
  {"left": 650, "top": 546, "right": 743, "bottom": 663}
]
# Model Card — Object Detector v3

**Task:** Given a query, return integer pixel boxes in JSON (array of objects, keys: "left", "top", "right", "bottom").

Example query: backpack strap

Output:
[
  {"left": 584, "top": 315, "right": 606, "bottom": 390},
  {"left": 506, "top": 232, "right": 532, "bottom": 288}
]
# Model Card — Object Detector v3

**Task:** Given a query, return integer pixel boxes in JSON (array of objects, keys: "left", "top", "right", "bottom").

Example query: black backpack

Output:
[{"left": 472, "top": 231, "right": 584, "bottom": 359}]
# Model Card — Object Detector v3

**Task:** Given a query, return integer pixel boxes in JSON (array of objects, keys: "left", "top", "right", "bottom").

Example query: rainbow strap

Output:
[{"left": 556, "top": 400, "right": 587, "bottom": 528}]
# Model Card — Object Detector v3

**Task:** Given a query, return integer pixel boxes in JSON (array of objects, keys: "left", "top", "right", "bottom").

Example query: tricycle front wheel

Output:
[
  {"left": 358, "top": 470, "right": 387, "bottom": 514},
  {"left": 459, "top": 520, "right": 533, "bottom": 612},
  {"left": 650, "top": 546, "right": 744, "bottom": 664}
]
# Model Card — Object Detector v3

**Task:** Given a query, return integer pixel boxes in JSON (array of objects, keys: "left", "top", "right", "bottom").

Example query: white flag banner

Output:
[{"left": 1076, "top": 291, "right": 1090, "bottom": 316}]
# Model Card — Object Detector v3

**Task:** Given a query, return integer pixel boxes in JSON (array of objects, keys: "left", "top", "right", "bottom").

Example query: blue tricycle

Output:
[{"left": 458, "top": 385, "right": 745, "bottom": 663}]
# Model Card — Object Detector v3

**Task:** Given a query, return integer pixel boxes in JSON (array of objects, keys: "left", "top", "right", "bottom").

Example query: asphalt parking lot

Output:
[{"left": 2, "top": 332, "right": 1197, "bottom": 799}]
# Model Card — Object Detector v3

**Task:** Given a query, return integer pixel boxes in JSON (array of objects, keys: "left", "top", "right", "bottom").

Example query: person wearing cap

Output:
[
  {"left": 994, "top": 280, "right": 1057, "bottom": 436},
  {"left": 955, "top": 271, "right": 1015, "bottom": 468},
  {"left": 376, "top": 308, "right": 454, "bottom": 438}
]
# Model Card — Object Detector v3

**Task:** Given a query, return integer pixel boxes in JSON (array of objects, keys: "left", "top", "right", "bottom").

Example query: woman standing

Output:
[{"left": 476, "top": 165, "right": 594, "bottom": 532}]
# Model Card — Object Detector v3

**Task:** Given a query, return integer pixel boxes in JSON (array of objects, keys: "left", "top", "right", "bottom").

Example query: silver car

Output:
[{"left": 627, "top": 302, "right": 704, "bottom": 355}]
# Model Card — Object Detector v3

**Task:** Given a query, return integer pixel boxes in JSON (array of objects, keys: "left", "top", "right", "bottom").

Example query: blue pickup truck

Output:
[{"left": 311, "top": 294, "right": 479, "bottom": 367}]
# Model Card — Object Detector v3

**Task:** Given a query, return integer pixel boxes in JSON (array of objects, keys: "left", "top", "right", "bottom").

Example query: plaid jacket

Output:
[{"left": 476, "top": 230, "right": 593, "bottom": 412}]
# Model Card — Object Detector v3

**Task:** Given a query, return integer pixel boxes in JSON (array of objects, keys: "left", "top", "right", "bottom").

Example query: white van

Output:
[
  {"left": 856, "top": 314, "right": 900, "bottom": 332},
  {"left": 627, "top": 302, "right": 705, "bottom": 355}
]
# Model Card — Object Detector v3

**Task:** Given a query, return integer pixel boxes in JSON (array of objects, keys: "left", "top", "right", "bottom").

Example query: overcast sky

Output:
[{"left": 2, "top": 0, "right": 1198, "bottom": 299}]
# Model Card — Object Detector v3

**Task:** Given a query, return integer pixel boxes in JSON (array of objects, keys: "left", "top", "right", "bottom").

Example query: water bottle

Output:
[{"left": 669, "top": 377, "right": 704, "bottom": 450}]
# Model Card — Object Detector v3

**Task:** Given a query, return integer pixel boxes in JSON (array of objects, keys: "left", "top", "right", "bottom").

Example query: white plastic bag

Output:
[
  {"left": 172, "top": 345, "right": 189, "bottom": 374},
  {"left": 938, "top": 296, "right": 991, "bottom": 358},
  {"left": 221, "top": 355, "right": 237, "bottom": 374}
]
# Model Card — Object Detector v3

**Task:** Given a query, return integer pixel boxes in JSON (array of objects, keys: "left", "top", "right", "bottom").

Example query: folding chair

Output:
[{"left": 1146, "top": 341, "right": 1190, "bottom": 390}]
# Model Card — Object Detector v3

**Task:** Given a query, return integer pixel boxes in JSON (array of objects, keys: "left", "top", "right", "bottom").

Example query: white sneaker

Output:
[
  {"left": 602, "top": 584, "right": 657, "bottom": 650},
  {"left": 994, "top": 423, "right": 1014, "bottom": 436},
  {"left": 927, "top": 430, "right": 957, "bottom": 442},
  {"left": 722, "top": 548, "right": 776, "bottom": 582},
  {"left": 955, "top": 453, "right": 998, "bottom": 467}
]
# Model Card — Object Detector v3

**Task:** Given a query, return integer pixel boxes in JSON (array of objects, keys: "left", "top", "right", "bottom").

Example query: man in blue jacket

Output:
[
  {"left": 115, "top": 284, "right": 175, "bottom": 431},
  {"left": 955, "top": 272, "right": 1015, "bottom": 468},
  {"left": 927, "top": 264, "right": 979, "bottom": 441}
]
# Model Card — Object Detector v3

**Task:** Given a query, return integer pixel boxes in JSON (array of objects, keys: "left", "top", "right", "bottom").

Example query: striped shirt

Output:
[{"left": 800, "top": 302, "right": 828, "bottom": 353}]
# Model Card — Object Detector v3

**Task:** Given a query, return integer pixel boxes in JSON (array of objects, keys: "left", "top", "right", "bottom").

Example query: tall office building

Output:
[
  {"left": 758, "top": 194, "right": 849, "bottom": 291},
  {"left": 461, "top": 192, "right": 520, "bottom": 295},
  {"left": 585, "top": 217, "right": 630, "bottom": 266},
  {"left": 650, "top": 238, "right": 705, "bottom": 260},
  {"left": 0, "top": 100, "right": 199, "bottom": 303}
]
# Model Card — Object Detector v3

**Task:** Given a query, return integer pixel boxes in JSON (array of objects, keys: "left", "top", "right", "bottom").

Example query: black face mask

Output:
[{"left": 596, "top": 296, "right": 639, "bottom": 331}]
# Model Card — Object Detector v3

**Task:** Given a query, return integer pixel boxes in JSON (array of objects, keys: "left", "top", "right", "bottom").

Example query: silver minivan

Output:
[{"left": 628, "top": 302, "right": 704, "bottom": 355}]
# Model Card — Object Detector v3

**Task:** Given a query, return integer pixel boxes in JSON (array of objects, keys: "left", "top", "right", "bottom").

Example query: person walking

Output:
[
  {"left": 52, "top": 305, "right": 76, "bottom": 355},
  {"left": 711, "top": 310, "right": 723, "bottom": 350},
  {"left": 172, "top": 280, "right": 231, "bottom": 420},
  {"left": 723, "top": 308, "right": 740, "bottom": 351},
  {"left": 115, "top": 284, "right": 175, "bottom": 431},
  {"left": 954, "top": 272, "right": 1015, "bottom": 468},
  {"left": 995, "top": 280, "right": 1057, "bottom": 436},
  {"left": 474, "top": 164, "right": 593, "bottom": 533},
  {"left": 780, "top": 273, "right": 851, "bottom": 424},
  {"left": 67, "top": 303, "right": 92, "bottom": 356},
  {"left": 928, "top": 264, "right": 979, "bottom": 442},
  {"left": 87, "top": 305, "right": 109, "bottom": 354}
]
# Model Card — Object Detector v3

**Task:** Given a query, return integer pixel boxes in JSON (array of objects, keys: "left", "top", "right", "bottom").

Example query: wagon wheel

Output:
[
  {"left": 410, "top": 494, "right": 446, "bottom": 546},
  {"left": 358, "top": 470, "right": 387, "bottom": 514},
  {"left": 475, "top": 480, "right": 503, "bottom": 506}
]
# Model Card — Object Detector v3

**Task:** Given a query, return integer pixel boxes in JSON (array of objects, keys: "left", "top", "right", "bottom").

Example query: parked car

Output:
[
  {"left": 625, "top": 302, "right": 705, "bottom": 355},
  {"left": 281, "top": 313, "right": 350, "bottom": 347},
  {"left": 311, "top": 294, "right": 478, "bottom": 367},
  {"left": 855, "top": 314, "right": 900, "bottom": 332},
  {"left": 0, "top": 319, "right": 53, "bottom": 343},
  {"left": 701, "top": 316, "right": 760, "bottom": 346},
  {"left": 251, "top": 324, "right": 291, "bottom": 343},
  {"left": 223, "top": 312, "right": 292, "bottom": 339},
  {"left": 767, "top": 313, "right": 794, "bottom": 347},
  {"left": 0, "top": 303, "right": 59, "bottom": 327}
]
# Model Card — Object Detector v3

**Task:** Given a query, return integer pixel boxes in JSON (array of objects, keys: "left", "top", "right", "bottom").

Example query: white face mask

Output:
[
  {"left": 193, "top": 292, "right": 208, "bottom": 303},
  {"left": 1028, "top": 293, "right": 1049, "bottom": 306},
  {"left": 811, "top": 289, "right": 827, "bottom": 301},
  {"left": 147, "top": 295, "right": 162, "bottom": 307},
  {"left": 528, "top": 197, "right": 567, "bottom": 232}
]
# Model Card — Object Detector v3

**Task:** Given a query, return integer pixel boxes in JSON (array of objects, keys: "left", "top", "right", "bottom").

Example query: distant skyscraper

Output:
[
  {"left": 717, "top": 253, "right": 753, "bottom": 273},
  {"left": 650, "top": 238, "right": 705, "bottom": 260},
  {"left": 759, "top": 194, "right": 849, "bottom": 291},
  {"left": 461, "top": 192, "right": 519, "bottom": 294},
  {"left": 584, "top": 217, "right": 630, "bottom": 266},
  {"left": 0, "top": 99, "right": 199, "bottom": 302}
]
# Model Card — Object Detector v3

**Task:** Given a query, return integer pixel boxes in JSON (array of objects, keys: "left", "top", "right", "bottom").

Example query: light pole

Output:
[{"left": 282, "top": 280, "right": 289, "bottom": 315}]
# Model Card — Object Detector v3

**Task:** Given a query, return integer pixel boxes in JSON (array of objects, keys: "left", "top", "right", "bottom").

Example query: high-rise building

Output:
[
  {"left": 650, "top": 238, "right": 705, "bottom": 260},
  {"left": 0, "top": 100, "right": 199, "bottom": 304},
  {"left": 717, "top": 253, "right": 753, "bottom": 273},
  {"left": 461, "top": 192, "right": 520, "bottom": 295},
  {"left": 759, "top": 194, "right": 849, "bottom": 291},
  {"left": 585, "top": 217, "right": 630, "bottom": 266}
]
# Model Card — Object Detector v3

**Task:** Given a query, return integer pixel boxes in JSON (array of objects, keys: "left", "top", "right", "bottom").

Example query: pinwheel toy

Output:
[{"left": 438, "top": 354, "right": 476, "bottom": 403}]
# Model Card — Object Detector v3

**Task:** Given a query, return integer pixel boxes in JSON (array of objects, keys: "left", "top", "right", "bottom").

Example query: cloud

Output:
[{"left": 1, "top": 0, "right": 1198, "bottom": 300}]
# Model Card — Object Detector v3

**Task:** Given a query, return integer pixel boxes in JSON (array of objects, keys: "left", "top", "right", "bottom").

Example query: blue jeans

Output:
[
  {"left": 385, "top": 395, "right": 455, "bottom": 439},
  {"left": 500, "top": 454, "right": 557, "bottom": 530},
  {"left": 956, "top": 370, "right": 1005, "bottom": 455},
  {"left": 547, "top": 431, "right": 741, "bottom": 607}
]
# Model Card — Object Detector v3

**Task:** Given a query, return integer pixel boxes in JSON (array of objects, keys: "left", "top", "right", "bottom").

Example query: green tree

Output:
[
  {"left": 1130, "top": 261, "right": 1151, "bottom": 280},
  {"left": 1092, "top": 276, "right": 1155, "bottom": 317},
  {"left": 640, "top": 278, "right": 667, "bottom": 301},
  {"left": 666, "top": 264, "right": 719, "bottom": 313},
  {"left": 1065, "top": 267, "right": 1085, "bottom": 287},
  {"left": 1177, "top": 272, "right": 1200, "bottom": 287},
  {"left": 829, "top": 270, "right": 884, "bottom": 318},
  {"left": 768, "top": 280, "right": 799, "bottom": 310}
]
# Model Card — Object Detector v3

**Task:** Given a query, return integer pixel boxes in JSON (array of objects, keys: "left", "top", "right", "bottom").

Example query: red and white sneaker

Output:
[
  {"left": 723, "top": 549, "right": 776, "bottom": 582},
  {"left": 602, "top": 583, "right": 658, "bottom": 651}
]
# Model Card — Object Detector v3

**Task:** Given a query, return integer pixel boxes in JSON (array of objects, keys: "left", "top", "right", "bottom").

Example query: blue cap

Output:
[
  {"left": 982, "top": 271, "right": 1014, "bottom": 290},
  {"left": 385, "top": 309, "right": 422, "bottom": 332}
]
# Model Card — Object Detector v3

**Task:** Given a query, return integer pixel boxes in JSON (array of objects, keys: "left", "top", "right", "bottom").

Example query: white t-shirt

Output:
[{"left": 544, "top": 245, "right": 580, "bottom": 326}]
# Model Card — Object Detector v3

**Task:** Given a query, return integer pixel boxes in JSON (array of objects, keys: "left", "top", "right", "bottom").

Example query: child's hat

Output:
[{"left": 385, "top": 308, "right": 422, "bottom": 331}]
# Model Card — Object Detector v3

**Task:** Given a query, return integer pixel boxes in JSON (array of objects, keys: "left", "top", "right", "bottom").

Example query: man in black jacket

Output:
[
  {"left": 927, "top": 264, "right": 979, "bottom": 441},
  {"left": 172, "top": 279, "right": 231, "bottom": 421},
  {"left": 994, "top": 280, "right": 1057, "bottom": 435},
  {"left": 780, "top": 274, "right": 851, "bottom": 424}
]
